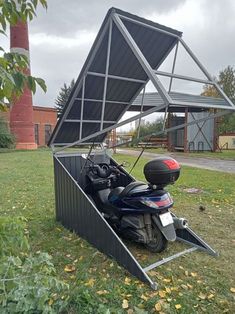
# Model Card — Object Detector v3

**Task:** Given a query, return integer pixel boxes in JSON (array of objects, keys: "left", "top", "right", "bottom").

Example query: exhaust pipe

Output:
[{"left": 173, "top": 217, "right": 188, "bottom": 229}]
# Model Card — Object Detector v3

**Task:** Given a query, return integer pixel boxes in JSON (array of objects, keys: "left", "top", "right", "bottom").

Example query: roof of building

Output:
[{"left": 131, "top": 92, "right": 228, "bottom": 112}]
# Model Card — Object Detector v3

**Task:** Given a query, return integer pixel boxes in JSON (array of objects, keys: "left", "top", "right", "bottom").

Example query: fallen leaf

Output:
[
  {"left": 155, "top": 302, "right": 162, "bottom": 312},
  {"left": 96, "top": 290, "right": 109, "bottom": 295},
  {"left": 122, "top": 299, "right": 129, "bottom": 309},
  {"left": 207, "top": 294, "right": 214, "bottom": 300},
  {"left": 165, "top": 287, "right": 171, "bottom": 294},
  {"left": 48, "top": 298, "right": 53, "bottom": 306},
  {"left": 187, "top": 284, "right": 193, "bottom": 289},
  {"left": 79, "top": 256, "right": 83, "bottom": 261},
  {"left": 125, "top": 277, "right": 131, "bottom": 285},
  {"left": 127, "top": 309, "right": 134, "bottom": 314},
  {"left": 141, "top": 294, "right": 149, "bottom": 301},
  {"left": 230, "top": 287, "right": 235, "bottom": 293},
  {"left": 198, "top": 293, "right": 207, "bottom": 300},
  {"left": 191, "top": 272, "right": 197, "bottom": 277},
  {"left": 159, "top": 290, "right": 166, "bottom": 298},
  {"left": 175, "top": 304, "right": 182, "bottom": 310},
  {"left": 163, "top": 278, "right": 171, "bottom": 283},
  {"left": 64, "top": 264, "right": 75, "bottom": 272},
  {"left": 85, "top": 278, "right": 95, "bottom": 287},
  {"left": 181, "top": 284, "right": 188, "bottom": 290},
  {"left": 185, "top": 270, "right": 189, "bottom": 276}
]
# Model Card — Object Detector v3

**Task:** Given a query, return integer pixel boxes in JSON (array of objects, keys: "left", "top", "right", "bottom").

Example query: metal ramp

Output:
[{"left": 49, "top": 8, "right": 234, "bottom": 289}]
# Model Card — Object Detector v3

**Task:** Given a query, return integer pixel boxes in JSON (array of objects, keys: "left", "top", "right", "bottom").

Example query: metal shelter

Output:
[{"left": 49, "top": 8, "right": 235, "bottom": 289}]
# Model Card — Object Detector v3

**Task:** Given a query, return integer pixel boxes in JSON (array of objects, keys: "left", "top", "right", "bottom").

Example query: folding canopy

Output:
[
  {"left": 48, "top": 7, "right": 235, "bottom": 150},
  {"left": 49, "top": 8, "right": 235, "bottom": 289}
]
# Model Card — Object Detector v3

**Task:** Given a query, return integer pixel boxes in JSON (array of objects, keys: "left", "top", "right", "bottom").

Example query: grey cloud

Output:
[
  {"left": 29, "top": 0, "right": 235, "bottom": 107},
  {"left": 30, "top": 0, "right": 186, "bottom": 35}
]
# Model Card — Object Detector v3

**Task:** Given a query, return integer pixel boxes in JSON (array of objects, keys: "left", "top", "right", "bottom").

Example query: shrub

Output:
[
  {"left": 0, "top": 117, "right": 15, "bottom": 148},
  {"left": 0, "top": 216, "right": 69, "bottom": 313}
]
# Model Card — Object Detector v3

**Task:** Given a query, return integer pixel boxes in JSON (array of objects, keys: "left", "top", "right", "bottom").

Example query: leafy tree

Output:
[
  {"left": 0, "top": 0, "right": 47, "bottom": 111},
  {"left": 132, "top": 118, "right": 164, "bottom": 145},
  {"left": 55, "top": 78, "right": 75, "bottom": 117},
  {"left": 202, "top": 66, "right": 235, "bottom": 134}
]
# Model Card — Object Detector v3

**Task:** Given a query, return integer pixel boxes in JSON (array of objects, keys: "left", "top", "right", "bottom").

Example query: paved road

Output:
[{"left": 117, "top": 149, "right": 235, "bottom": 174}]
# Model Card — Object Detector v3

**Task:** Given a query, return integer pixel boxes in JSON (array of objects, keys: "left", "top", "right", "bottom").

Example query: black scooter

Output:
[{"left": 86, "top": 156, "right": 188, "bottom": 253}]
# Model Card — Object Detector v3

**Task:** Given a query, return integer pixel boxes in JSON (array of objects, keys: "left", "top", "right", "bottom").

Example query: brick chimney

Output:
[{"left": 10, "top": 20, "right": 37, "bottom": 149}]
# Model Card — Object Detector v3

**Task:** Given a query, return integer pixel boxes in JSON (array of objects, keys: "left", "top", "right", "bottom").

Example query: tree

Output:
[
  {"left": 55, "top": 79, "right": 75, "bottom": 117},
  {"left": 202, "top": 66, "right": 235, "bottom": 134},
  {"left": 0, "top": 0, "right": 47, "bottom": 111},
  {"left": 131, "top": 118, "right": 164, "bottom": 145}
]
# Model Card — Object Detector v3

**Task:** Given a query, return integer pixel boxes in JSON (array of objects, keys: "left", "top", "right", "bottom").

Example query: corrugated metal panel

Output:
[
  {"left": 53, "top": 155, "right": 153, "bottom": 286},
  {"left": 131, "top": 92, "right": 228, "bottom": 112},
  {"left": 49, "top": 8, "right": 181, "bottom": 146},
  {"left": 187, "top": 112, "right": 214, "bottom": 151}
]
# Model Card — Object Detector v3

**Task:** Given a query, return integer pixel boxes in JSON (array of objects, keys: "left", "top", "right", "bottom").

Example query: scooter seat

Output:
[
  {"left": 120, "top": 181, "right": 147, "bottom": 197},
  {"left": 108, "top": 182, "right": 146, "bottom": 202}
]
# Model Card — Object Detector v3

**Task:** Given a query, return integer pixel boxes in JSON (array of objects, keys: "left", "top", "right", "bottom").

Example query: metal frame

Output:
[{"left": 50, "top": 10, "right": 235, "bottom": 152}]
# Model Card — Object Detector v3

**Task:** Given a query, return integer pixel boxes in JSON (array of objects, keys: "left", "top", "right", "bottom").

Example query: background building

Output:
[{"left": 1, "top": 106, "right": 57, "bottom": 147}]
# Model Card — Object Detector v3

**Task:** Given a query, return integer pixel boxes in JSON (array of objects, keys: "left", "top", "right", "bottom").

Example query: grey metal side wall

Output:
[
  {"left": 53, "top": 156, "right": 152, "bottom": 285},
  {"left": 187, "top": 112, "right": 214, "bottom": 151}
]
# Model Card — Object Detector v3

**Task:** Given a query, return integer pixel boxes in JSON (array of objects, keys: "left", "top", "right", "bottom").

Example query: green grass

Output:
[
  {"left": 128, "top": 147, "right": 235, "bottom": 160},
  {"left": 0, "top": 149, "right": 235, "bottom": 313}
]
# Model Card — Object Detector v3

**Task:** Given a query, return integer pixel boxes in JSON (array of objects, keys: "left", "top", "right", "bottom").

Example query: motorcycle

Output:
[{"left": 85, "top": 156, "right": 188, "bottom": 253}]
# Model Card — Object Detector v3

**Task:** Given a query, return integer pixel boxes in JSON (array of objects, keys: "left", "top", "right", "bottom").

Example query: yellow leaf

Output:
[
  {"left": 230, "top": 287, "right": 235, "bottom": 293},
  {"left": 96, "top": 290, "right": 109, "bottom": 295},
  {"left": 187, "top": 284, "right": 193, "bottom": 289},
  {"left": 124, "top": 277, "right": 131, "bottom": 285},
  {"left": 165, "top": 287, "right": 171, "bottom": 294},
  {"left": 181, "top": 284, "right": 188, "bottom": 290},
  {"left": 198, "top": 293, "right": 206, "bottom": 300},
  {"left": 122, "top": 299, "right": 129, "bottom": 309},
  {"left": 141, "top": 294, "right": 149, "bottom": 301},
  {"left": 79, "top": 256, "right": 83, "bottom": 261},
  {"left": 163, "top": 278, "right": 171, "bottom": 283},
  {"left": 175, "top": 304, "right": 182, "bottom": 310},
  {"left": 207, "top": 294, "right": 214, "bottom": 300},
  {"left": 85, "top": 278, "right": 95, "bottom": 287},
  {"left": 155, "top": 302, "right": 162, "bottom": 312},
  {"left": 48, "top": 298, "right": 53, "bottom": 306},
  {"left": 159, "top": 290, "right": 166, "bottom": 298},
  {"left": 191, "top": 272, "right": 197, "bottom": 277},
  {"left": 64, "top": 264, "right": 75, "bottom": 272},
  {"left": 184, "top": 270, "right": 189, "bottom": 276}
]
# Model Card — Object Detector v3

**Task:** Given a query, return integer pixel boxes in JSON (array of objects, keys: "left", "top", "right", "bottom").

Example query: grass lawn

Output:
[
  {"left": 0, "top": 149, "right": 235, "bottom": 313},
  {"left": 128, "top": 147, "right": 235, "bottom": 160}
]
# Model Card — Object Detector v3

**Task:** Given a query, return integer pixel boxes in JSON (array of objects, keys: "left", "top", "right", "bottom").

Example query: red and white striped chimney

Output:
[{"left": 10, "top": 20, "right": 37, "bottom": 149}]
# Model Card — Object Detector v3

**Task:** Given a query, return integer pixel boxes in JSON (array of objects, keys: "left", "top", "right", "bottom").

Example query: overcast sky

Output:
[{"left": 2, "top": 0, "right": 235, "bottom": 110}]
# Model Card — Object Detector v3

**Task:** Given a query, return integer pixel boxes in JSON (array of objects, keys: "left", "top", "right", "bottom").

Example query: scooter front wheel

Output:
[{"left": 145, "top": 225, "right": 168, "bottom": 253}]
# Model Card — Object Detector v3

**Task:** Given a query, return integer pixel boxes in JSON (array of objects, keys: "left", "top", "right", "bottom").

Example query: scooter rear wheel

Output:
[{"left": 145, "top": 225, "right": 167, "bottom": 253}]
